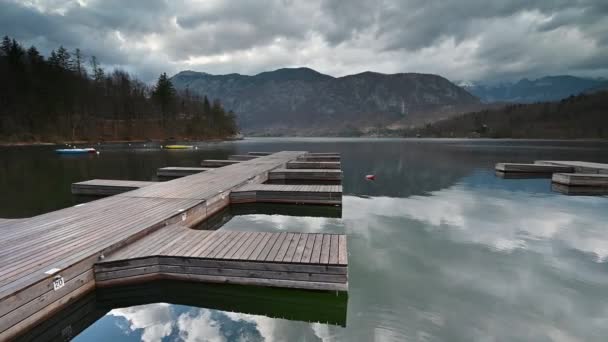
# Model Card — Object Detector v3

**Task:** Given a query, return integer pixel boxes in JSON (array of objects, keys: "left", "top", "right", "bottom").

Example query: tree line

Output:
[
  {"left": 0, "top": 36, "right": 238, "bottom": 142},
  {"left": 403, "top": 90, "right": 608, "bottom": 139}
]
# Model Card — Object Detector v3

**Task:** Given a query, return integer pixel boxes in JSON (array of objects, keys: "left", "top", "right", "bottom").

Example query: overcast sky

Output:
[{"left": 1, "top": 0, "right": 607, "bottom": 83}]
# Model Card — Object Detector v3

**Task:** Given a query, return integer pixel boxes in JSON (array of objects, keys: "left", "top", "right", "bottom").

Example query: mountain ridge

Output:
[
  {"left": 171, "top": 67, "right": 482, "bottom": 135},
  {"left": 462, "top": 75, "right": 608, "bottom": 103}
]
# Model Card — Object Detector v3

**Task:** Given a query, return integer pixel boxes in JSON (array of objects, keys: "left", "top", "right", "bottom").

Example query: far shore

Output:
[{"left": 0, "top": 136, "right": 243, "bottom": 147}]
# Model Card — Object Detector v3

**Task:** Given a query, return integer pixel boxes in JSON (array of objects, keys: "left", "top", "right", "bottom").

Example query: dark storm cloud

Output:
[{"left": 0, "top": 0, "right": 606, "bottom": 82}]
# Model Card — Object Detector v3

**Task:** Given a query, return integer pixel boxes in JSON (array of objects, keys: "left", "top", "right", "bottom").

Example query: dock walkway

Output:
[
  {"left": 0, "top": 151, "right": 348, "bottom": 340},
  {"left": 71, "top": 179, "right": 157, "bottom": 196},
  {"left": 95, "top": 226, "right": 347, "bottom": 291}
]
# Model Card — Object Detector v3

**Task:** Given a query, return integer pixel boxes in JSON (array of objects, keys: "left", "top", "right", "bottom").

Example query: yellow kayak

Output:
[{"left": 164, "top": 145, "right": 194, "bottom": 149}]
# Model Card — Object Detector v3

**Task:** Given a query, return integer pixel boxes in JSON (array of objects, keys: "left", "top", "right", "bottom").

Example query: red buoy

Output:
[{"left": 365, "top": 174, "right": 375, "bottom": 181}]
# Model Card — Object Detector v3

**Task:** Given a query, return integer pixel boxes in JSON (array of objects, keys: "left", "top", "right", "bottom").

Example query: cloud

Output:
[{"left": 1, "top": 0, "right": 606, "bottom": 82}]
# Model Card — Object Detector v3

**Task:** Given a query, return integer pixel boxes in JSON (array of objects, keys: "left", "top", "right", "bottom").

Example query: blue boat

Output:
[{"left": 55, "top": 148, "right": 97, "bottom": 154}]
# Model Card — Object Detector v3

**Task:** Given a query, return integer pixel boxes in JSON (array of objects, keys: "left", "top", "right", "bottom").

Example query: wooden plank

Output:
[
  {"left": 319, "top": 234, "right": 331, "bottom": 264},
  {"left": 282, "top": 233, "right": 302, "bottom": 262},
  {"left": 310, "top": 234, "right": 324, "bottom": 264},
  {"left": 338, "top": 235, "right": 347, "bottom": 265},
  {"left": 329, "top": 234, "right": 340, "bottom": 265},
  {"left": 274, "top": 233, "right": 296, "bottom": 262},
  {"left": 291, "top": 234, "right": 309, "bottom": 263},
  {"left": 300, "top": 234, "right": 316, "bottom": 263},
  {"left": 265, "top": 232, "right": 287, "bottom": 262}
]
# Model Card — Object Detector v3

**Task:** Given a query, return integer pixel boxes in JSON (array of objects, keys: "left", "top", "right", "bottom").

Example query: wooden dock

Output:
[
  {"left": 201, "top": 159, "right": 242, "bottom": 167},
  {"left": 0, "top": 151, "right": 348, "bottom": 340},
  {"left": 230, "top": 184, "right": 342, "bottom": 205},
  {"left": 536, "top": 160, "right": 608, "bottom": 174},
  {"left": 269, "top": 168, "right": 342, "bottom": 182},
  {"left": 552, "top": 173, "right": 608, "bottom": 187},
  {"left": 95, "top": 226, "right": 347, "bottom": 291},
  {"left": 298, "top": 155, "right": 341, "bottom": 162},
  {"left": 71, "top": 179, "right": 157, "bottom": 196},
  {"left": 551, "top": 183, "right": 608, "bottom": 196},
  {"left": 495, "top": 163, "right": 574, "bottom": 173},
  {"left": 157, "top": 166, "right": 210, "bottom": 178},
  {"left": 287, "top": 161, "right": 341, "bottom": 170},
  {"left": 229, "top": 155, "right": 259, "bottom": 161},
  {"left": 248, "top": 152, "right": 272, "bottom": 156}
]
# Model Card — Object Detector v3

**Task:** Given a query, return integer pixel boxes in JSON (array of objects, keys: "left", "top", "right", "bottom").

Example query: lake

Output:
[{"left": 2, "top": 138, "right": 608, "bottom": 341}]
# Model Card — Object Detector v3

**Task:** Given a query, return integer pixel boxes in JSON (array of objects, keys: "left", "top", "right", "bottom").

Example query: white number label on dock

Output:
[{"left": 53, "top": 276, "right": 65, "bottom": 291}]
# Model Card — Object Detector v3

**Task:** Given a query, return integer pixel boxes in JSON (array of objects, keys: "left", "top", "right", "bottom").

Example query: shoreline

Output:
[{"left": 0, "top": 136, "right": 244, "bottom": 147}]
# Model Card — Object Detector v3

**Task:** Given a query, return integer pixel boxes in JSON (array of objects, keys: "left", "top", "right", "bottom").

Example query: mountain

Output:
[
  {"left": 409, "top": 90, "right": 608, "bottom": 139},
  {"left": 171, "top": 68, "right": 482, "bottom": 135},
  {"left": 462, "top": 76, "right": 608, "bottom": 103}
]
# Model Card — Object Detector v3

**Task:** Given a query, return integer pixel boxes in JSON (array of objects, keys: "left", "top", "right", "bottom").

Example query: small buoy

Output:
[
  {"left": 96, "top": 151, "right": 100, "bottom": 155},
  {"left": 365, "top": 174, "right": 375, "bottom": 181}
]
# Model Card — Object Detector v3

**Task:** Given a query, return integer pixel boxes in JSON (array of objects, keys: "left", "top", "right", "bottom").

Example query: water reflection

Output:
[
  {"left": 4, "top": 139, "right": 608, "bottom": 341},
  {"left": 17, "top": 282, "right": 347, "bottom": 342}
]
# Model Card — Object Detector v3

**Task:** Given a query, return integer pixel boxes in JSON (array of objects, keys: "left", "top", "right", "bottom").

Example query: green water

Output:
[{"left": 2, "top": 138, "right": 608, "bottom": 341}]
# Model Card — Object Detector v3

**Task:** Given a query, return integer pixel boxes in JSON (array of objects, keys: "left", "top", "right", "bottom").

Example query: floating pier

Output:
[
  {"left": 230, "top": 184, "right": 342, "bottom": 205},
  {"left": 495, "top": 163, "right": 574, "bottom": 173},
  {"left": 496, "top": 160, "right": 608, "bottom": 196},
  {"left": 536, "top": 160, "right": 608, "bottom": 174},
  {"left": 552, "top": 173, "right": 608, "bottom": 187},
  {"left": 201, "top": 159, "right": 242, "bottom": 167},
  {"left": 269, "top": 169, "right": 342, "bottom": 182},
  {"left": 95, "top": 227, "right": 347, "bottom": 291},
  {"left": 287, "top": 161, "right": 341, "bottom": 170},
  {"left": 71, "top": 179, "right": 157, "bottom": 196},
  {"left": 157, "top": 166, "right": 210, "bottom": 178},
  {"left": 298, "top": 155, "right": 341, "bottom": 162},
  {"left": 228, "top": 155, "right": 259, "bottom": 161},
  {"left": 0, "top": 151, "right": 347, "bottom": 340},
  {"left": 248, "top": 152, "right": 273, "bottom": 156}
]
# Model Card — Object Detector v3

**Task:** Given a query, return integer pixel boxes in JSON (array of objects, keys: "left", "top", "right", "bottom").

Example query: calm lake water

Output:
[{"left": 2, "top": 138, "right": 608, "bottom": 341}]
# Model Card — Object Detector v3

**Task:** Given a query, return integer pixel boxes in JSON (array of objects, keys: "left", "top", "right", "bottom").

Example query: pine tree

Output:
[
  {"left": 89, "top": 56, "right": 105, "bottom": 82},
  {"left": 72, "top": 48, "right": 85, "bottom": 76},
  {"left": 55, "top": 46, "right": 71, "bottom": 70},
  {"left": 152, "top": 72, "right": 176, "bottom": 126},
  {"left": 203, "top": 95, "right": 211, "bottom": 115},
  {"left": 26, "top": 46, "right": 43, "bottom": 64},
  {"left": 0, "top": 36, "right": 10, "bottom": 56}
]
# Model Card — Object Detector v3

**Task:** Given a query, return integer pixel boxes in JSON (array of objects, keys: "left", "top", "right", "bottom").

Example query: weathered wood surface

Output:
[
  {"left": 157, "top": 167, "right": 211, "bottom": 177},
  {"left": 269, "top": 168, "right": 342, "bottom": 181},
  {"left": 229, "top": 155, "right": 259, "bottom": 161},
  {"left": 286, "top": 161, "right": 341, "bottom": 170},
  {"left": 71, "top": 179, "right": 157, "bottom": 196},
  {"left": 495, "top": 163, "right": 574, "bottom": 173},
  {"left": 552, "top": 173, "right": 608, "bottom": 187},
  {"left": 536, "top": 160, "right": 608, "bottom": 174},
  {"left": 95, "top": 227, "right": 348, "bottom": 292},
  {"left": 200, "top": 159, "right": 242, "bottom": 167},
  {"left": 0, "top": 151, "right": 308, "bottom": 339},
  {"left": 231, "top": 184, "right": 342, "bottom": 205}
]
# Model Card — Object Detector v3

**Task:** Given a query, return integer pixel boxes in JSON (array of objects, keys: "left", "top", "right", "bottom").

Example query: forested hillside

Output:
[
  {"left": 171, "top": 68, "right": 482, "bottom": 136},
  {"left": 0, "top": 36, "right": 237, "bottom": 143},
  {"left": 408, "top": 91, "right": 608, "bottom": 139}
]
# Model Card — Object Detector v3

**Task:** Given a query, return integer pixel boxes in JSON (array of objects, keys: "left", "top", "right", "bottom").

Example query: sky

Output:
[{"left": 1, "top": 0, "right": 607, "bottom": 83}]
